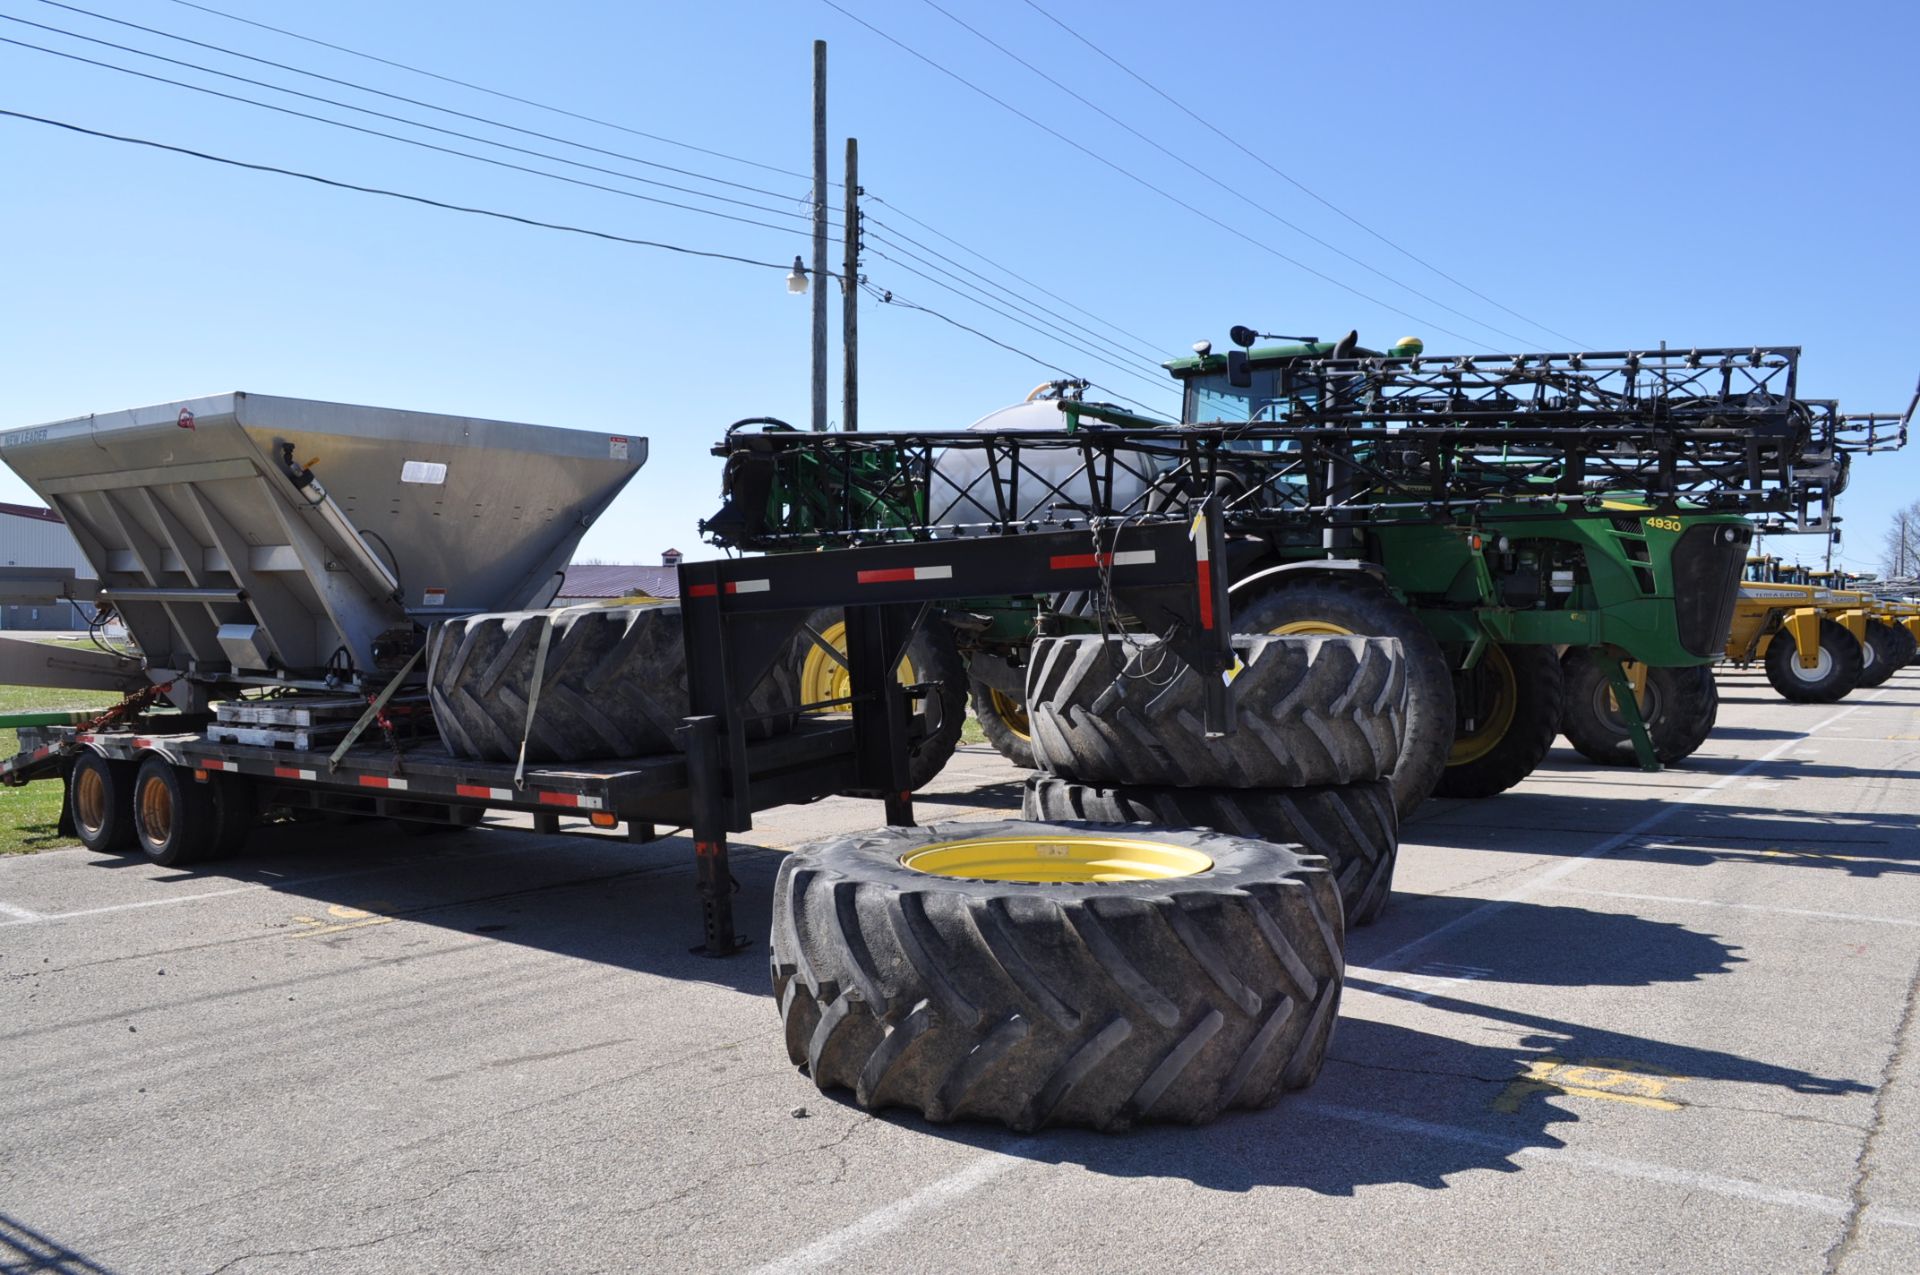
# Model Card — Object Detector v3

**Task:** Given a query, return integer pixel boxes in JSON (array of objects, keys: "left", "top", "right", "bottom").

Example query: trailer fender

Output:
[
  {"left": 1784, "top": 608, "right": 1824, "bottom": 670},
  {"left": 1228, "top": 559, "right": 1387, "bottom": 604}
]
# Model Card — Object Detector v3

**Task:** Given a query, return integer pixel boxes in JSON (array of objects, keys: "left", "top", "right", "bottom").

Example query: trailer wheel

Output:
[
  {"left": 798, "top": 610, "right": 967, "bottom": 791},
  {"left": 1858, "top": 622, "right": 1904, "bottom": 689},
  {"left": 1028, "top": 632, "right": 1405, "bottom": 790},
  {"left": 772, "top": 820, "right": 1343, "bottom": 1132},
  {"left": 969, "top": 673, "right": 1036, "bottom": 769},
  {"left": 1764, "top": 617, "right": 1862, "bottom": 703},
  {"left": 428, "top": 603, "right": 801, "bottom": 764},
  {"left": 68, "top": 752, "right": 137, "bottom": 853},
  {"left": 1559, "top": 653, "right": 1719, "bottom": 766},
  {"left": 130, "top": 757, "right": 217, "bottom": 867},
  {"left": 1022, "top": 776, "right": 1398, "bottom": 926},
  {"left": 1431, "top": 644, "right": 1562, "bottom": 798},
  {"left": 1231, "top": 578, "right": 1452, "bottom": 818}
]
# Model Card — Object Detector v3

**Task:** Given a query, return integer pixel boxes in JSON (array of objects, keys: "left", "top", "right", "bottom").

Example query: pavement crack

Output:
[
  {"left": 1823, "top": 950, "right": 1920, "bottom": 1274},
  {"left": 203, "top": 1226, "right": 429, "bottom": 1274},
  {"left": 1329, "top": 1054, "right": 1511, "bottom": 1085}
]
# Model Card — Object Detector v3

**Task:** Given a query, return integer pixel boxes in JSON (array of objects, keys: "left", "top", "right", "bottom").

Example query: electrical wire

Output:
[
  {"left": 818, "top": 0, "right": 1488, "bottom": 348},
  {"left": 40, "top": 0, "right": 813, "bottom": 204},
  {"left": 862, "top": 280, "right": 1175, "bottom": 420},
  {"left": 1019, "top": 0, "right": 1585, "bottom": 349},
  {"left": 159, "top": 0, "right": 809, "bottom": 182},
  {"left": 864, "top": 228, "right": 1168, "bottom": 377},
  {"left": 866, "top": 246, "right": 1177, "bottom": 397},
  {"left": 0, "top": 34, "right": 828, "bottom": 241},
  {"left": 0, "top": 108, "right": 812, "bottom": 272},
  {"left": 914, "top": 0, "right": 1541, "bottom": 349}
]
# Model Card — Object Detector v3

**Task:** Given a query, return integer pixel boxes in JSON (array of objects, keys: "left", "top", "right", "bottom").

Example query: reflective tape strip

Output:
[
  {"left": 1048, "top": 550, "right": 1157, "bottom": 571},
  {"left": 856, "top": 564, "right": 954, "bottom": 584},
  {"left": 456, "top": 784, "right": 515, "bottom": 801},
  {"left": 273, "top": 767, "right": 317, "bottom": 782},
  {"left": 201, "top": 760, "right": 238, "bottom": 772},
  {"left": 132, "top": 738, "right": 154, "bottom": 750},
  {"left": 687, "top": 578, "right": 771, "bottom": 598},
  {"left": 357, "top": 775, "right": 408, "bottom": 790},
  {"left": 536, "top": 791, "right": 605, "bottom": 810}
]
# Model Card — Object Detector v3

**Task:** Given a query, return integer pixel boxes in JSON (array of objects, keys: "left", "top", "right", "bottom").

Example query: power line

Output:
[
  {"left": 1, "top": 34, "right": 826, "bottom": 242},
  {"left": 1018, "top": 0, "right": 1585, "bottom": 348},
  {"left": 864, "top": 227, "right": 1167, "bottom": 377},
  {"left": 863, "top": 215, "right": 1168, "bottom": 366},
  {"left": 863, "top": 195, "right": 1168, "bottom": 355},
  {"left": 148, "top": 0, "right": 810, "bottom": 182},
  {"left": 915, "top": 0, "right": 1539, "bottom": 349},
  {"left": 37, "top": 0, "right": 814, "bottom": 207},
  {"left": 864, "top": 281, "right": 1174, "bottom": 420},
  {"left": 819, "top": 0, "right": 1489, "bottom": 348},
  {"left": 0, "top": 108, "right": 806, "bottom": 272}
]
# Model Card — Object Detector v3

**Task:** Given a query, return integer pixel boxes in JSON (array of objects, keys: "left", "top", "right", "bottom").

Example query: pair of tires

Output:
[
  {"left": 429, "top": 602, "right": 970, "bottom": 791},
  {"left": 68, "top": 752, "right": 253, "bottom": 867},
  {"left": 771, "top": 629, "right": 1406, "bottom": 1133},
  {"left": 1559, "top": 651, "right": 1719, "bottom": 766}
]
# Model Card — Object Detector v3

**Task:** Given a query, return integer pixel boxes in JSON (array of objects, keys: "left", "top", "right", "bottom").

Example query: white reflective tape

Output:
[
  {"left": 914, "top": 565, "right": 954, "bottom": 581},
  {"left": 578, "top": 796, "right": 604, "bottom": 811},
  {"left": 387, "top": 778, "right": 409, "bottom": 791},
  {"left": 733, "top": 578, "right": 772, "bottom": 593},
  {"left": 1109, "top": 550, "right": 1156, "bottom": 567}
]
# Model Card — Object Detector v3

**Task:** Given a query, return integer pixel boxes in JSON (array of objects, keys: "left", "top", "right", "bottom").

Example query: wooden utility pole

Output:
[
  {"left": 810, "top": 40, "right": 829, "bottom": 433},
  {"left": 843, "top": 137, "right": 859, "bottom": 433}
]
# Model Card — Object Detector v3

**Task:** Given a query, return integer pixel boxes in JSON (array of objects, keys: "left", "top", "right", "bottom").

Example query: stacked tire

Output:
[{"left": 770, "top": 630, "right": 1405, "bottom": 1133}]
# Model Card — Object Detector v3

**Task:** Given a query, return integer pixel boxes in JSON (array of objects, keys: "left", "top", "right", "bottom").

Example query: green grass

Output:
[
  {"left": 959, "top": 711, "right": 987, "bottom": 746},
  {"left": 1, "top": 681, "right": 120, "bottom": 854}
]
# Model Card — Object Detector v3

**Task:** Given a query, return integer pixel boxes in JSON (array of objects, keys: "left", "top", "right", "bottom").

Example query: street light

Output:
[{"left": 786, "top": 255, "right": 809, "bottom": 295}]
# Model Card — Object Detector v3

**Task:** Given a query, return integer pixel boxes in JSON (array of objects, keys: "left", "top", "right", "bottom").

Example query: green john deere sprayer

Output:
[{"left": 704, "top": 333, "right": 1891, "bottom": 816}]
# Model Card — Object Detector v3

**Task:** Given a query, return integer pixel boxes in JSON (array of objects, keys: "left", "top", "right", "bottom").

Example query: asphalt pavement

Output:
[{"left": 2, "top": 666, "right": 1917, "bottom": 1274}]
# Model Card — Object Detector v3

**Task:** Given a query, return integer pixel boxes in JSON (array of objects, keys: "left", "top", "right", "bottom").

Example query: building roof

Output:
[
  {"left": 556, "top": 563, "right": 680, "bottom": 600},
  {"left": 0, "top": 501, "right": 62, "bottom": 524}
]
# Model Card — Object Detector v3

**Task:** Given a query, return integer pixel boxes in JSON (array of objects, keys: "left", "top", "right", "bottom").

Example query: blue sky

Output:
[{"left": 3, "top": 0, "right": 1915, "bottom": 572}]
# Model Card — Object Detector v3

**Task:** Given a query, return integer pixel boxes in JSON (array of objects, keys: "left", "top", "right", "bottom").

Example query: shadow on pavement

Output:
[{"left": 0, "top": 1213, "right": 119, "bottom": 1274}]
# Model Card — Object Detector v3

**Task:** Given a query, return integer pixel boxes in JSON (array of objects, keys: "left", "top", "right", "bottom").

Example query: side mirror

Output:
[{"left": 1227, "top": 349, "right": 1253, "bottom": 388}]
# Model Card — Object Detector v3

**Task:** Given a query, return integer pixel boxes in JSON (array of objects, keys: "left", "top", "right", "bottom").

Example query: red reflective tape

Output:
[
  {"left": 1050, "top": 553, "right": 1099, "bottom": 571},
  {"left": 455, "top": 784, "right": 493, "bottom": 799},
  {"left": 694, "top": 840, "right": 719, "bottom": 858},
  {"left": 273, "top": 767, "right": 305, "bottom": 780},
  {"left": 132, "top": 738, "right": 153, "bottom": 750},
  {"left": 1197, "top": 559, "right": 1216, "bottom": 630},
  {"left": 687, "top": 582, "right": 719, "bottom": 598},
  {"left": 537, "top": 791, "right": 579, "bottom": 807},
  {"left": 857, "top": 566, "right": 918, "bottom": 584},
  {"left": 356, "top": 775, "right": 407, "bottom": 790}
]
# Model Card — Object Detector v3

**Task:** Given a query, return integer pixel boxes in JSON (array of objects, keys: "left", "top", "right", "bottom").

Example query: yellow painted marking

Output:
[
  {"left": 288, "top": 901, "right": 397, "bottom": 939},
  {"left": 293, "top": 917, "right": 393, "bottom": 938},
  {"left": 1494, "top": 1056, "right": 1689, "bottom": 1113}
]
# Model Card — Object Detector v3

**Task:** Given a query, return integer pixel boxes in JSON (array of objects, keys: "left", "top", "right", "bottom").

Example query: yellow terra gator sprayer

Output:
[{"left": 1726, "top": 557, "right": 1913, "bottom": 701}]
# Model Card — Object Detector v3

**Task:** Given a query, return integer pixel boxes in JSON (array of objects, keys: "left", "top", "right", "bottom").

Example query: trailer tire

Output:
[
  {"left": 1028, "top": 632, "right": 1405, "bottom": 790},
  {"left": 798, "top": 610, "right": 967, "bottom": 791},
  {"left": 1432, "top": 644, "right": 1562, "bottom": 798},
  {"left": 208, "top": 776, "right": 256, "bottom": 859},
  {"left": 68, "top": 752, "right": 137, "bottom": 854},
  {"left": 1858, "top": 623, "right": 1904, "bottom": 689},
  {"left": 1764, "top": 617, "right": 1862, "bottom": 703},
  {"left": 1230, "top": 578, "right": 1452, "bottom": 818},
  {"left": 428, "top": 603, "right": 800, "bottom": 763},
  {"left": 771, "top": 820, "right": 1344, "bottom": 1132},
  {"left": 1560, "top": 653, "right": 1719, "bottom": 766},
  {"left": 969, "top": 673, "right": 1036, "bottom": 769},
  {"left": 130, "top": 757, "right": 218, "bottom": 867},
  {"left": 1022, "top": 776, "right": 1398, "bottom": 926}
]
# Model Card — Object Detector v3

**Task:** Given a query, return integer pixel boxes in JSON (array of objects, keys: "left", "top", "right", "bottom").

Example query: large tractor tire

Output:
[
  {"left": 1559, "top": 653, "right": 1719, "bottom": 766},
  {"left": 1022, "top": 776, "right": 1398, "bottom": 926},
  {"left": 969, "top": 673, "right": 1036, "bottom": 769},
  {"left": 1886, "top": 622, "right": 1919, "bottom": 670},
  {"left": 1433, "top": 643, "right": 1563, "bottom": 798},
  {"left": 771, "top": 820, "right": 1344, "bottom": 1132},
  {"left": 1231, "top": 577, "right": 1452, "bottom": 819},
  {"left": 797, "top": 609, "right": 967, "bottom": 791},
  {"left": 427, "top": 603, "right": 800, "bottom": 763},
  {"left": 1764, "top": 617, "right": 1863, "bottom": 703},
  {"left": 1027, "top": 632, "right": 1405, "bottom": 790},
  {"left": 1857, "top": 622, "right": 1905, "bottom": 689},
  {"left": 67, "top": 752, "right": 137, "bottom": 854}
]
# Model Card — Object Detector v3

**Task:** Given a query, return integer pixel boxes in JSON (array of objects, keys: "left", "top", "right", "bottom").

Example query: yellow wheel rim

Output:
[
  {"left": 137, "top": 773, "right": 173, "bottom": 851},
  {"left": 801, "top": 620, "right": 917, "bottom": 713},
  {"left": 901, "top": 833, "right": 1212, "bottom": 883},
  {"left": 1268, "top": 619, "right": 1357, "bottom": 637},
  {"left": 1449, "top": 645, "right": 1519, "bottom": 767},
  {"left": 987, "top": 686, "right": 1030, "bottom": 740},
  {"left": 74, "top": 764, "right": 108, "bottom": 836}
]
